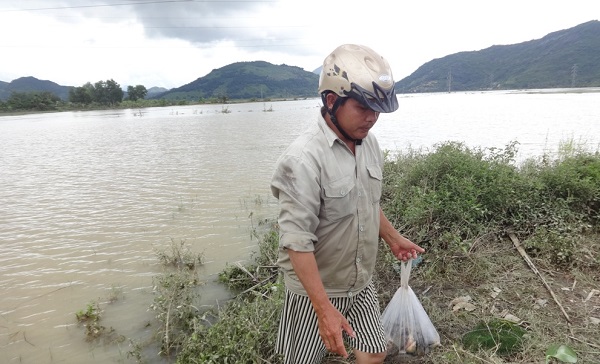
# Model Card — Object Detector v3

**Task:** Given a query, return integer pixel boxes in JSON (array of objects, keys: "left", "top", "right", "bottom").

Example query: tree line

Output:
[
  {"left": 0, "top": 79, "right": 148, "bottom": 112},
  {"left": 69, "top": 80, "right": 148, "bottom": 105}
]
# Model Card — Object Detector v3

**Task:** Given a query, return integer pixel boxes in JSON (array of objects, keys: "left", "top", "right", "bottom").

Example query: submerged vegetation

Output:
[{"left": 76, "top": 140, "right": 600, "bottom": 363}]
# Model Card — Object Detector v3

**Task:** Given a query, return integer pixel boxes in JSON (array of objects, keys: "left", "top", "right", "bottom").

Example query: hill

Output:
[
  {"left": 146, "top": 86, "right": 169, "bottom": 98},
  {"left": 156, "top": 61, "right": 319, "bottom": 101},
  {"left": 396, "top": 20, "right": 600, "bottom": 93},
  {"left": 3, "top": 21, "right": 600, "bottom": 102},
  {"left": 0, "top": 76, "right": 72, "bottom": 101}
]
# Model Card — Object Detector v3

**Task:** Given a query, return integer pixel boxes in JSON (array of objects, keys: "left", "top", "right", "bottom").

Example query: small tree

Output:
[
  {"left": 105, "top": 79, "right": 123, "bottom": 105},
  {"left": 126, "top": 85, "right": 148, "bottom": 101},
  {"left": 69, "top": 83, "right": 93, "bottom": 104},
  {"left": 92, "top": 80, "right": 109, "bottom": 104}
]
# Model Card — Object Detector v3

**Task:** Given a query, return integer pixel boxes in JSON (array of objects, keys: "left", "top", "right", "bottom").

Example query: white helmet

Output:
[{"left": 318, "top": 44, "right": 398, "bottom": 113}]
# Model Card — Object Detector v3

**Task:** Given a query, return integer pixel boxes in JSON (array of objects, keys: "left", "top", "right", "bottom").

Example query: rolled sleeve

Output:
[
  {"left": 271, "top": 114, "right": 382, "bottom": 296},
  {"left": 271, "top": 154, "right": 321, "bottom": 252}
]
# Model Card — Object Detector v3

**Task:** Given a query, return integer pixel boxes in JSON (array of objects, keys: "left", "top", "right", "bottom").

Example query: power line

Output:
[
  {"left": 0, "top": 42, "right": 315, "bottom": 49},
  {"left": 0, "top": 0, "right": 276, "bottom": 12}
]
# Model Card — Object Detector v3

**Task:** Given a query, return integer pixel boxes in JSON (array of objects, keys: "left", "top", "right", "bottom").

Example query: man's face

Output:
[{"left": 336, "top": 98, "right": 380, "bottom": 141}]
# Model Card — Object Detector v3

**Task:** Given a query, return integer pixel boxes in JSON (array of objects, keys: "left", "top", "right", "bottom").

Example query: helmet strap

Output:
[{"left": 321, "top": 93, "right": 362, "bottom": 145}]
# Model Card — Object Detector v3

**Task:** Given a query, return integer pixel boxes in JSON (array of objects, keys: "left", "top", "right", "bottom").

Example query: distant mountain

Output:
[
  {"left": 396, "top": 20, "right": 600, "bottom": 93},
  {"left": 4, "top": 20, "right": 599, "bottom": 103},
  {"left": 157, "top": 61, "right": 319, "bottom": 101},
  {"left": 0, "top": 80, "right": 8, "bottom": 100},
  {"left": 146, "top": 86, "right": 169, "bottom": 97},
  {"left": 0, "top": 76, "right": 72, "bottom": 101}
]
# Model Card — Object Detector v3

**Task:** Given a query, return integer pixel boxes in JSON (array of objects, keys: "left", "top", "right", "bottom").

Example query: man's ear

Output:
[{"left": 325, "top": 92, "right": 338, "bottom": 110}]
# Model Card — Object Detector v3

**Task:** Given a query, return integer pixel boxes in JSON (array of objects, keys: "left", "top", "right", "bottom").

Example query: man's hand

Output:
[
  {"left": 380, "top": 209, "right": 425, "bottom": 261},
  {"left": 287, "top": 250, "right": 357, "bottom": 356},
  {"left": 315, "top": 302, "right": 356, "bottom": 357},
  {"left": 388, "top": 234, "right": 424, "bottom": 261}
]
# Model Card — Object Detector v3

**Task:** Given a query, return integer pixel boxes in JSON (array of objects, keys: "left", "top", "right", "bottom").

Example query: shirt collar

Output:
[{"left": 317, "top": 110, "right": 342, "bottom": 148}]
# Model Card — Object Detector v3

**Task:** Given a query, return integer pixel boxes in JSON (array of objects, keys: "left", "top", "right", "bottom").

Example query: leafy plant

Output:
[
  {"left": 76, "top": 301, "right": 101, "bottom": 322},
  {"left": 75, "top": 301, "right": 106, "bottom": 341},
  {"left": 461, "top": 319, "right": 527, "bottom": 356},
  {"left": 546, "top": 344, "right": 578, "bottom": 363}
]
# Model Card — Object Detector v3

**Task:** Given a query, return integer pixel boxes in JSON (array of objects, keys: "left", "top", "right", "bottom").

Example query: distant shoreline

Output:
[
  {"left": 511, "top": 86, "right": 600, "bottom": 94},
  {"left": 2, "top": 87, "right": 600, "bottom": 117},
  {"left": 396, "top": 86, "right": 600, "bottom": 96}
]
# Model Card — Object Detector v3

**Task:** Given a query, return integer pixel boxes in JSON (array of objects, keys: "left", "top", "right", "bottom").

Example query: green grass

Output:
[
  {"left": 175, "top": 140, "right": 599, "bottom": 363},
  {"left": 79, "top": 140, "right": 600, "bottom": 363}
]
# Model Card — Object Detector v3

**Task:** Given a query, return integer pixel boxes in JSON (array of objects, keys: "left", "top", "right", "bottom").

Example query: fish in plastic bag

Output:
[{"left": 381, "top": 259, "right": 441, "bottom": 356}]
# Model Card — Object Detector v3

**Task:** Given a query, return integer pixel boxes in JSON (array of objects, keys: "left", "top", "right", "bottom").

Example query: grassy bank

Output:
[
  {"left": 80, "top": 140, "right": 599, "bottom": 363},
  {"left": 374, "top": 141, "right": 599, "bottom": 363},
  {"left": 176, "top": 141, "right": 599, "bottom": 363}
]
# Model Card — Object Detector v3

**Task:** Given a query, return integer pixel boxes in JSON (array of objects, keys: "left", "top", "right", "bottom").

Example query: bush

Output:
[
  {"left": 382, "top": 141, "right": 600, "bottom": 267},
  {"left": 382, "top": 141, "right": 524, "bottom": 250}
]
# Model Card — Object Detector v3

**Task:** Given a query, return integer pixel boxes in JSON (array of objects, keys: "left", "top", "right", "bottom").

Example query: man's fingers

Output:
[
  {"left": 321, "top": 330, "right": 349, "bottom": 357},
  {"left": 342, "top": 321, "right": 356, "bottom": 338},
  {"left": 331, "top": 332, "right": 348, "bottom": 357}
]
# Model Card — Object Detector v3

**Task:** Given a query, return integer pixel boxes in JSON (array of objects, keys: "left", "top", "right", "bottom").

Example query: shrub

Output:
[
  {"left": 382, "top": 141, "right": 600, "bottom": 268},
  {"left": 382, "top": 141, "right": 524, "bottom": 251}
]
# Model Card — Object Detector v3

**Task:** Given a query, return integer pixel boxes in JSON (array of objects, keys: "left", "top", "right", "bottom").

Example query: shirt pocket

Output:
[
  {"left": 367, "top": 164, "right": 382, "bottom": 204},
  {"left": 322, "top": 176, "right": 356, "bottom": 222}
]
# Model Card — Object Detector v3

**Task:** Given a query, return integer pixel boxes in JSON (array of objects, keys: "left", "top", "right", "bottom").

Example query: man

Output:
[{"left": 271, "top": 44, "right": 425, "bottom": 364}]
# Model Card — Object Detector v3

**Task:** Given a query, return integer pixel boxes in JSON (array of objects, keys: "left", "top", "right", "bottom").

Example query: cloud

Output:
[{"left": 1, "top": 0, "right": 598, "bottom": 89}]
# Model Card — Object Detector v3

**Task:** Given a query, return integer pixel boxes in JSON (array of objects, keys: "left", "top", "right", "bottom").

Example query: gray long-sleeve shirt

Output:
[{"left": 270, "top": 112, "right": 384, "bottom": 298}]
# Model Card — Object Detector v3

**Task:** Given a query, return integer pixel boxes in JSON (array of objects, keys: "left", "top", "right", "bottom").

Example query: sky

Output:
[{"left": 1, "top": 0, "right": 599, "bottom": 90}]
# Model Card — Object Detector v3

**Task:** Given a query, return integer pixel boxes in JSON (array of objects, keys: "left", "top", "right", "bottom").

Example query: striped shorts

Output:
[{"left": 276, "top": 282, "right": 387, "bottom": 364}]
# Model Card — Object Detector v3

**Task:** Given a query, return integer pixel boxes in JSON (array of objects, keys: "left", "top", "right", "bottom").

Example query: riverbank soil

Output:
[{"left": 325, "top": 233, "right": 600, "bottom": 363}]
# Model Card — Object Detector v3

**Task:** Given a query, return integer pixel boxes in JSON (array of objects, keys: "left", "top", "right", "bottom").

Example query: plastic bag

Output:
[{"left": 381, "top": 259, "right": 441, "bottom": 356}]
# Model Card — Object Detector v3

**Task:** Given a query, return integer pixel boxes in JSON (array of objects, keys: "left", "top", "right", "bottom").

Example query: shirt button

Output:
[
  {"left": 359, "top": 225, "right": 364, "bottom": 232},
  {"left": 340, "top": 189, "right": 345, "bottom": 195},
  {"left": 356, "top": 257, "right": 361, "bottom": 263},
  {"left": 348, "top": 291, "right": 353, "bottom": 298}
]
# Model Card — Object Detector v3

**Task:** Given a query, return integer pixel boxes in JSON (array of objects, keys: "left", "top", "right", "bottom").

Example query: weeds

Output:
[
  {"left": 75, "top": 300, "right": 124, "bottom": 345},
  {"left": 150, "top": 239, "right": 205, "bottom": 357},
  {"left": 376, "top": 141, "right": 600, "bottom": 363},
  {"left": 461, "top": 319, "right": 527, "bottom": 355},
  {"left": 74, "top": 140, "right": 600, "bottom": 363},
  {"left": 76, "top": 301, "right": 104, "bottom": 340},
  {"left": 381, "top": 140, "right": 600, "bottom": 269},
  {"left": 155, "top": 238, "right": 204, "bottom": 269},
  {"left": 190, "top": 141, "right": 599, "bottom": 363},
  {"left": 176, "top": 288, "right": 284, "bottom": 363},
  {"left": 177, "top": 223, "right": 283, "bottom": 363},
  {"left": 219, "top": 218, "right": 279, "bottom": 295}
]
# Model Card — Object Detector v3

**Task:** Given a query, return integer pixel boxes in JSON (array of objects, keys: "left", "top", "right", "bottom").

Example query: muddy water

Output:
[
  {"left": 0, "top": 100, "right": 317, "bottom": 363},
  {"left": 1, "top": 91, "right": 598, "bottom": 363}
]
